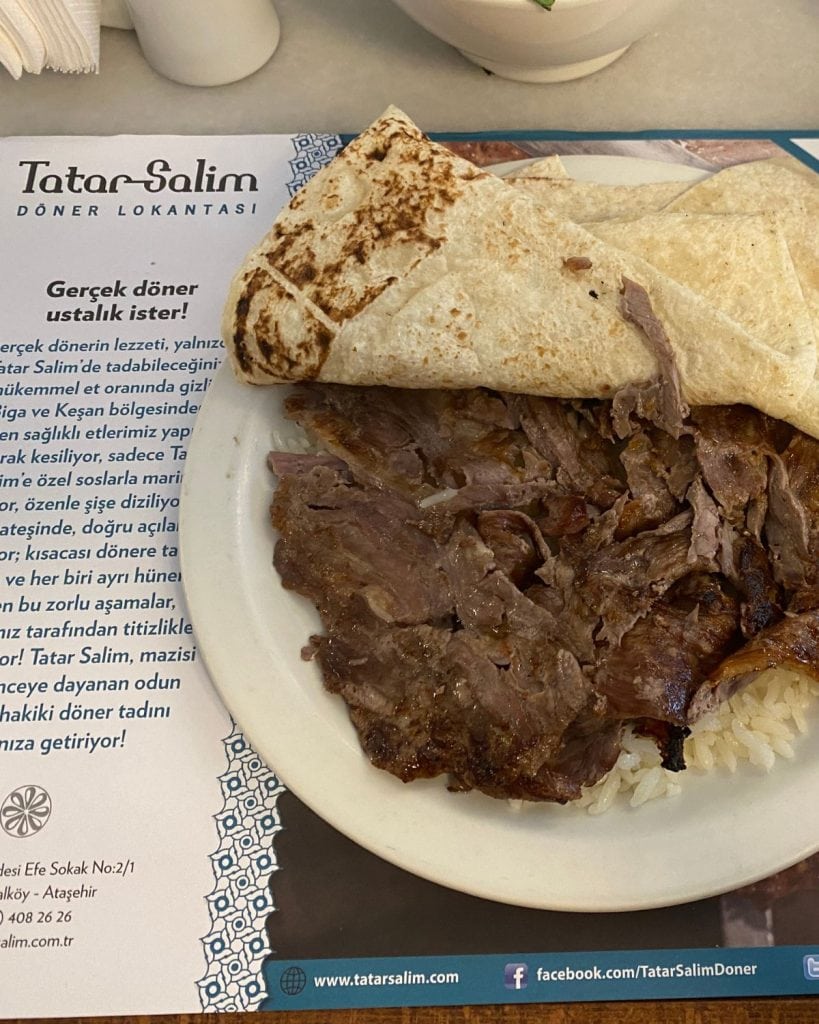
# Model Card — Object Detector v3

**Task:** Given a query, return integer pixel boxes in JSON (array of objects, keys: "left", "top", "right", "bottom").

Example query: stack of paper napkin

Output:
[{"left": 0, "top": 0, "right": 100, "bottom": 78}]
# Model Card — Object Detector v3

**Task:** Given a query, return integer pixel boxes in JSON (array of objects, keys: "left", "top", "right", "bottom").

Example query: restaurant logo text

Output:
[{"left": 18, "top": 159, "right": 259, "bottom": 196}]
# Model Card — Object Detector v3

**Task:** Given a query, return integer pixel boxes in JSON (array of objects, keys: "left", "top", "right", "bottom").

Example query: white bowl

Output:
[{"left": 390, "top": 0, "right": 684, "bottom": 83}]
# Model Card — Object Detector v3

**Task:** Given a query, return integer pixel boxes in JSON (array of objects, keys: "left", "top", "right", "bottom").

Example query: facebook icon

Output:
[{"left": 504, "top": 963, "right": 529, "bottom": 990}]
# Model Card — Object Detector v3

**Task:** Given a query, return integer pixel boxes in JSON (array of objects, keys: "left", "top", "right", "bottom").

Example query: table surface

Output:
[
  {"left": 2, "top": 1, "right": 818, "bottom": 1022},
  {"left": 0, "top": 0, "right": 817, "bottom": 136},
  {"left": 7, "top": 1003, "right": 819, "bottom": 1024}
]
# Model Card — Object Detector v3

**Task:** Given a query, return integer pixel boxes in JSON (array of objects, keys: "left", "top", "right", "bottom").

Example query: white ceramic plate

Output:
[
  {"left": 493, "top": 153, "right": 710, "bottom": 184},
  {"left": 180, "top": 156, "right": 819, "bottom": 912}
]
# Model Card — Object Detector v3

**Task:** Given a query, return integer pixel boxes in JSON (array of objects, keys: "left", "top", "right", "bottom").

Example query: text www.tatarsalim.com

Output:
[{"left": 314, "top": 970, "right": 460, "bottom": 989}]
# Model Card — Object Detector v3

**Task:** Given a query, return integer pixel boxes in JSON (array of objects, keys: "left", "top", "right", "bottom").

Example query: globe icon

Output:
[{"left": 279, "top": 965, "right": 307, "bottom": 996}]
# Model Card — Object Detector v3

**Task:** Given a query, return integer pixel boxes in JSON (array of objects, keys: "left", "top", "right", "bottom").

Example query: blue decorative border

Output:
[
  {"left": 284, "top": 132, "right": 344, "bottom": 196},
  {"left": 198, "top": 132, "right": 341, "bottom": 1013},
  {"left": 197, "top": 724, "right": 285, "bottom": 1011}
]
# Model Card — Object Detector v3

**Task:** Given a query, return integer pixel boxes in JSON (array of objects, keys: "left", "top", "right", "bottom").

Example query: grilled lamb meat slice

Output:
[
  {"left": 612, "top": 277, "right": 690, "bottom": 440},
  {"left": 267, "top": 450, "right": 349, "bottom": 477},
  {"left": 533, "top": 498, "right": 631, "bottom": 665},
  {"left": 577, "top": 511, "right": 712, "bottom": 645},
  {"left": 314, "top": 592, "right": 619, "bottom": 803},
  {"left": 691, "top": 405, "right": 782, "bottom": 522},
  {"left": 475, "top": 509, "right": 551, "bottom": 587},
  {"left": 765, "top": 434, "right": 819, "bottom": 606},
  {"left": 284, "top": 384, "right": 530, "bottom": 500},
  {"left": 442, "top": 520, "right": 561, "bottom": 650},
  {"left": 688, "top": 608, "right": 819, "bottom": 720},
  {"left": 766, "top": 453, "right": 813, "bottom": 592},
  {"left": 736, "top": 537, "right": 783, "bottom": 636},
  {"left": 718, "top": 527, "right": 783, "bottom": 638},
  {"left": 438, "top": 638, "right": 620, "bottom": 803},
  {"left": 284, "top": 384, "right": 432, "bottom": 494},
  {"left": 420, "top": 478, "right": 553, "bottom": 521},
  {"left": 537, "top": 492, "right": 590, "bottom": 538},
  {"left": 528, "top": 563, "right": 599, "bottom": 668},
  {"left": 510, "top": 394, "right": 624, "bottom": 508},
  {"left": 686, "top": 476, "right": 721, "bottom": 564},
  {"left": 594, "top": 574, "right": 739, "bottom": 725},
  {"left": 783, "top": 434, "right": 819, "bottom": 513},
  {"left": 540, "top": 713, "right": 623, "bottom": 800},
  {"left": 271, "top": 465, "right": 452, "bottom": 625},
  {"left": 617, "top": 427, "right": 682, "bottom": 538},
  {"left": 315, "top": 612, "right": 459, "bottom": 782},
  {"left": 441, "top": 520, "right": 509, "bottom": 633},
  {"left": 441, "top": 637, "right": 596, "bottom": 776}
]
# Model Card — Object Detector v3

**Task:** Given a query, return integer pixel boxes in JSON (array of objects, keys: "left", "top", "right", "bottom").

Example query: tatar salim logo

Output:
[{"left": 18, "top": 159, "right": 259, "bottom": 196}]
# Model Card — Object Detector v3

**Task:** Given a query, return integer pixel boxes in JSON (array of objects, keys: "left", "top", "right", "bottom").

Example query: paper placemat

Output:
[{"left": 1, "top": 128, "right": 818, "bottom": 1016}]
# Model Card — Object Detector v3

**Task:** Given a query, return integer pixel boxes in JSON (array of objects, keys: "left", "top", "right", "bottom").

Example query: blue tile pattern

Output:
[{"left": 197, "top": 132, "right": 341, "bottom": 1012}]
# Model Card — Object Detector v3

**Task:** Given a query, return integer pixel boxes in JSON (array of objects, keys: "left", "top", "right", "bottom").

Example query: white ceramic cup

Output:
[
  {"left": 125, "top": 0, "right": 280, "bottom": 87},
  {"left": 101, "top": 0, "right": 134, "bottom": 29}
]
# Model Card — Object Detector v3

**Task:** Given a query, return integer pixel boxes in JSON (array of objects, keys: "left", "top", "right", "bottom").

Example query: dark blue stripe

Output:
[{"left": 338, "top": 129, "right": 819, "bottom": 172}]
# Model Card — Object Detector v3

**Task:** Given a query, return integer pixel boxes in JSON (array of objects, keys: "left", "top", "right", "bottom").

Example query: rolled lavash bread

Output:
[
  {"left": 510, "top": 164, "right": 819, "bottom": 439},
  {"left": 507, "top": 177, "right": 695, "bottom": 219},
  {"left": 582, "top": 212, "right": 819, "bottom": 440},
  {"left": 221, "top": 107, "right": 817, "bottom": 434},
  {"left": 582, "top": 212, "right": 811, "bottom": 365},
  {"left": 661, "top": 157, "right": 819, "bottom": 441}
]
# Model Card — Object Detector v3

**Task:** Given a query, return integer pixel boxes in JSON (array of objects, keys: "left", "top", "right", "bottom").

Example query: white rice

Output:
[
  {"left": 574, "top": 669, "right": 819, "bottom": 814},
  {"left": 270, "top": 427, "right": 317, "bottom": 454}
]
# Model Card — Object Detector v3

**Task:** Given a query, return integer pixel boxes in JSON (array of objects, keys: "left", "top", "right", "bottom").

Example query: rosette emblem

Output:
[{"left": 1, "top": 785, "right": 52, "bottom": 838}]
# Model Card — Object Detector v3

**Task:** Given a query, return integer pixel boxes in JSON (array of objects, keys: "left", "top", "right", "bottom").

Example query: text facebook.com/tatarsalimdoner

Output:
[{"left": 504, "top": 960, "right": 760, "bottom": 989}]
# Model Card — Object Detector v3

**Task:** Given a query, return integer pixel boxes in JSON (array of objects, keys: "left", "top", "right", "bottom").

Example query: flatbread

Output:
[
  {"left": 664, "top": 158, "right": 819, "bottom": 437},
  {"left": 513, "top": 159, "right": 819, "bottom": 436},
  {"left": 508, "top": 177, "right": 695, "bottom": 221},
  {"left": 222, "top": 108, "right": 816, "bottom": 432},
  {"left": 586, "top": 212, "right": 813, "bottom": 372},
  {"left": 666, "top": 158, "right": 819, "bottom": 327}
]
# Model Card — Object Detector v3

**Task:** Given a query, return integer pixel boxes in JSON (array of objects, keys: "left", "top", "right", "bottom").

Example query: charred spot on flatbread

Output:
[
  {"left": 261, "top": 112, "right": 489, "bottom": 325},
  {"left": 259, "top": 314, "right": 334, "bottom": 381},
  {"left": 231, "top": 266, "right": 270, "bottom": 376},
  {"left": 231, "top": 267, "right": 333, "bottom": 381}
]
